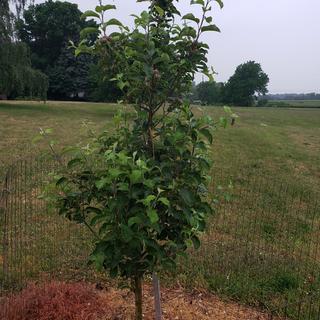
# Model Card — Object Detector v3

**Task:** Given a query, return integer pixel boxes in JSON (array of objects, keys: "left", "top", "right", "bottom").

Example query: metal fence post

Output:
[
  {"left": 152, "top": 272, "right": 162, "bottom": 320},
  {"left": 0, "top": 170, "right": 10, "bottom": 294}
]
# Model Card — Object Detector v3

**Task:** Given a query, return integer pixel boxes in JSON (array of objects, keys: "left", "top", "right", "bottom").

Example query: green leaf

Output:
[
  {"left": 95, "top": 178, "right": 109, "bottom": 190},
  {"left": 198, "top": 219, "right": 206, "bottom": 232},
  {"left": 141, "top": 195, "right": 156, "bottom": 206},
  {"left": 223, "top": 106, "right": 232, "bottom": 114},
  {"left": 86, "top": 207, "right": 102, "bottom": 215},
  {"left": 191, "top": 0, "right": 205, "bottom": 5},
  {"left": 128, "top": 216, "right": 143, "bottom": 227},
  {"left": 154, "top": 5, "right": 164, "bottom": 17},
  {"left": 81, "top": 10, "right": 100, "bottom": 19},
  {"left": 32, "top": 135, "right": 44, "bottom": 144},
  {"left": 56, "top": 177, "right": 68, "bottom": 186},
  {"left": 200, "top": 128, "right": 213, "bottom": 144},
  {"left": 121, "top": 225, "right": 133, "bottom": 242},
  {"left": 160, "top": 53, "right": 170, "bottom": 63},
  {"left": 49, "top": 140, "right": 56, "bottom": 147},
  {"left": 185, "top": 239, "right": 193, "bottom": 248},
  {"left": 158, "top": 197, "right": 170, "bottom": 207},
  {"left": 89, "top": 251, "right": 105, "bottom": 271},
  {"left": 180, "top": 26, "right": 197, "bottom": 38},
  {"left": 179, "top": 188, "right": 195, "bottom": 206},
  {"left": 215, "top": 0, "right": 224, "bottom": 9},
  {"left": 117, "top": 182, "right": 129, "bottom": 191},
  {"left": 130, "top": 170, "right": 143, "bottom": 184},
  {"left": 67, "top": 158, "right": 82, "bottom": 168},
  {"left": 109, "top": 168, "right": 122, "bottom": 179},
  {"left": 143, "top": 179, "right": 155, "bottom": 188},
  {"left": 44, "top": 128, "right": 53, "bottom": 134},
  {"left": 147, "top": 209, "right": 159, "bottom": 224},
  {"left": 191, "top": 236, "right": 201, "bottom": 249},
  {"left": 80, "top": 27, "right": 99, "bottom": 38},
  {"left": 118, "top": 80, "right": 128, "bottom": 90},
  {"left": 95, "top": 4, "right": 116, "bottom": 13},
  {"left": 90, "top": 215, "right": 105, "bottom": 226},
  {"left": 182, "top": 13, "right": 200, "bottom": 24},
  {"left": 201, "top": 25, "right": 220, "bottom": 33},
  {"left": 103, "top": 18, "right": 124, "bottom": 28},
  {"left": 75, "top": 48, "right": 82, "bottom": 57},
  {"left": 219, "top": 117, "right": 228, "bottom": 128}
]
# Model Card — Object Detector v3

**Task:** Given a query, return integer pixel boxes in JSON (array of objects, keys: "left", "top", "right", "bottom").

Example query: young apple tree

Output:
[{"left": 53, "top": 0, "right": 224, "bottom": 319}]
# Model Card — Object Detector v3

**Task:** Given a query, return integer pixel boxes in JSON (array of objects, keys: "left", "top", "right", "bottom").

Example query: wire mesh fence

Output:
[
  {"left": 0, "top": 157, "right": 319, "bottom": 319},
  {"left": 194, "top": 170, "right": 320, "bottom": 319},
  {"left": 0, "top": 157, "right": 92, "bottom": 295}
]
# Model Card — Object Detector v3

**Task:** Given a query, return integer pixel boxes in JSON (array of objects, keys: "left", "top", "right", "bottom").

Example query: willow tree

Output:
[
  {"left": 0, "top": 0, "right": 47, "bottom": 100},
  {"left": 0, "top": 1, "right": 12, "bottom": 43},
  {"left": 50, "top": 0, "right": 225, "bottom": 319},
  {"left": 0, "top": 0, "right": 31, "bottom": 41},
  {"left": 0, "top": 42, "right": 48, "bottom": 99}
]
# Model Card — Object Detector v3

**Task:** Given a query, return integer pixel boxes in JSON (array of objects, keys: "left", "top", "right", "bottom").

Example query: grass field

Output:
[
  {"left": 0, "top": 101, "right": 120, "bottom": 176},
  {"left": 210, "top": 105, "right": 320, "bottom": 197},
  {"left": 1, "top": 101, "right": 319, "bottom": 193},
  {"left": 1, "top": 100, "right": 320, "bottom": 318},
  {"left": 268, "top": 100, "right": 320, "bottom": 108}
]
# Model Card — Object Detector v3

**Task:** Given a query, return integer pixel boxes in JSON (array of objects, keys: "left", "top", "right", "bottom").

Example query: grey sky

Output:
[{"left": 34, "top": 0, "right": 320, "bottom": 93}]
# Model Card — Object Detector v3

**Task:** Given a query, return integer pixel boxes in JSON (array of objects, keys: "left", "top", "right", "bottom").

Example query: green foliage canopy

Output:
[
  {"left": 0, "top": 0, "right": 12, "bottom": 42},
  {"left": 0, "top": 0, "right": 30, "bottom": 41},
  {"left": 17, "top": 0, "right": 98, "bottom": 99},
  {"left": 47, "top": 47, "right": 93, "bottom": 100},
  {"left": 196, "top": 81, "right": 223, "bottom": 105},
  {"left": 0, "top": 0, "right": 48, "bottom": 100},
  {"left": 88, "top": 62, "right": 123, "bottom": 102},
  {"left": 17, "top": 0, "right": 93, "bottom": 69},
  {"left": 223, "top": 60, "right": 269, "bottom": 106},
  {"left": 0, "top": 42, "right": 48, "bottom": 99}
]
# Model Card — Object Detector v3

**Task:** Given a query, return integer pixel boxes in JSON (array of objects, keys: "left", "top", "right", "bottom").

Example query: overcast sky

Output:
[{"left": 34, "top": 0, "right": 320, "bottom": 94}]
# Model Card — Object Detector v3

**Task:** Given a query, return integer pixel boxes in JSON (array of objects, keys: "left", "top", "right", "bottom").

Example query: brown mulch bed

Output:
[{"left": 0, "top": 281, "right": 283, "bottom": 320}]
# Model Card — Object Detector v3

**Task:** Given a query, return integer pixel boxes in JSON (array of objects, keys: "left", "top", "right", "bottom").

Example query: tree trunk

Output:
[
  {"left": 147, "top": 110, "right": 155, "bottom": 158},
  {"left": 134, "top": 276, "right": 143, "bottom": 320}
]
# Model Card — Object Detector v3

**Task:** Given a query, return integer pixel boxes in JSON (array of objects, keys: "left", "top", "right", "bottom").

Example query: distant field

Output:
[{"left": 268, "top": 99, "right": 320, "bottom": 108}]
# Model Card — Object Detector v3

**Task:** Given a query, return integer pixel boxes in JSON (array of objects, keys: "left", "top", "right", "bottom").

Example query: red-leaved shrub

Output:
[{"left": 0, "top": 281, "right": 107, "bottom": 320}]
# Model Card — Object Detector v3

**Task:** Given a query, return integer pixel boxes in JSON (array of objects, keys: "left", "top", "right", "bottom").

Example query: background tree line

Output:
[
  {"left": 192, "top": 61, "right": 270, "bottom": 106},
  {"left": 1, "top": 0, "right": 121, "bottom": 101},
  {"left": 1, "top": 0, "right": 270, "bottom": 106},
  {"left": 266, "top": 93, "right": 320, "bottom": 100}
]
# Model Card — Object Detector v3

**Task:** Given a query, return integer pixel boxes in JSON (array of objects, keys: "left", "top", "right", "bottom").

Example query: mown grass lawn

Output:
[
  {"left": 0, "top": 101, "right": 119, "bottom": 177},
  {"left": 207, "top": 106, "right": 320, "bottom": 196},
  {"left": 1, "top": 100, "right": 320, "bottom": 318},
  {"left": 1, "top": 101, "right": 319, "bottom": 193}
]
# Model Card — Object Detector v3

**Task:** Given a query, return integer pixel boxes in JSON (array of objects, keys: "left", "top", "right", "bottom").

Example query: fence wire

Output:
[
  {"left": 0, "top": 157, "right": 92, "bottom": 293},
  {"left": 0, "top": 157, "right": 319, "bottom": 319}
]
